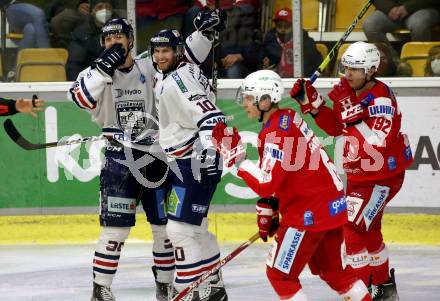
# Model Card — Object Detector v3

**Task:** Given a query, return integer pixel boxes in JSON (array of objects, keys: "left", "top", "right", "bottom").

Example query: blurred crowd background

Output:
[{"left": 0, "top": 0, "right": 439, "bottom": 82}]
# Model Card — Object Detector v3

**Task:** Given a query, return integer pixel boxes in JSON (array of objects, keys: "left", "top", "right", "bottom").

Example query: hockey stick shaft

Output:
[
  {"left": 171, "top": 232, "right": 260, "bottom": 301},
  {"left": 309, "top": 0, "right": 373, "bottom": 83},
  {"left": 211, "top": 0, "right": 220, "bottom": 96},
  {"left": 3, "top": 118, "right": 105, "bottom": 150},
  {"left": 4, "top": 115, "right": 236, "bottom": 151}
]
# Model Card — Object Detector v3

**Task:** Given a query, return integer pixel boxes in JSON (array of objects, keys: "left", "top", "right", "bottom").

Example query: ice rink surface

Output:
[{"left": 1, "top": 243, "right": 439, "bottom": 300}]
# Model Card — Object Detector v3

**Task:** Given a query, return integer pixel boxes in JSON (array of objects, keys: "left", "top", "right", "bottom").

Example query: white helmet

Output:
[
  {"left": 238, "top": 70, "right": 284, "bottom": 104},
  {"left": 341, "top": 41, "right": 380, "bottom": 74}
]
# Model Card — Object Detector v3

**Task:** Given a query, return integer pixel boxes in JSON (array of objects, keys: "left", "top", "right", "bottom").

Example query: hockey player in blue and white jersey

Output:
[
  {"left": 67, "top": 13, "right": 224, "bottom": 301},
  {"left": 150, "top": 29, "right": 227, "bottom": 301}
]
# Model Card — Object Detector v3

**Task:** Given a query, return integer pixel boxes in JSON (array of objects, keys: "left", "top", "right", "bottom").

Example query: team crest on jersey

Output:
[
  {"left": 115, "top": 100, "right": 146, "bottom": 138},
  {"left": 278, "top": 115, "right": 291, "bottom": 131},
  {"left": 172, "top": 72, "right": 188, "bottom": 93}
]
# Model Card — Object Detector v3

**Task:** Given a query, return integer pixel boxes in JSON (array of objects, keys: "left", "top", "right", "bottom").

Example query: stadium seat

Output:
[
  {"left": 334, "top": 0, "right": 374, "bottom": 31},
  {"left": 6, "top": 32, "right": 23, "bottom": 40},
  {"left": 315, "top": 43, "right": 328, "bottom": 60},
  {"left": 302, "top": 0, "right": 319, "bottom": 31},
  {"left": 16, "top": 48, "right": 68, "bottom": 82},
  {"left": 400, "top": 42, "right": 440, "bottom": 76}
]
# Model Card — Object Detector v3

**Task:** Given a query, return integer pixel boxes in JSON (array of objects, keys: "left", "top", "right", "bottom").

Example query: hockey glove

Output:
[
  {"left": 290, "top": 79, "right": 325, "bottom": 114},
  {"left": 194, "top": 7, "right": 227, "bottom": 40},
  {"left": 93, "top": 43, "right": 126, "bottom": 77},
  {"left": 256, "top": 197, "right": 280, "bottom": 242},
  {"left": 212, "top": 122, "right": 246, "bottom": 168},
  {"left": 328, "top": 77, "right": 364, "bottom": 124},
  {"left": 199, "top": 147, "right": 223, "bottom": 186}
]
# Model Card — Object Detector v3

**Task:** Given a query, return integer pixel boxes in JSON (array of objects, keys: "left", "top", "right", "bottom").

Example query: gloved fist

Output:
[
  {"left": 212, "top": 122, "right": 246, "bottom": 168},
  {"left": 199, "top": 147, "right": 222, "bottom": 186},
  {"left": 290, "top": 79, "right": 325, "bottom": 114},
  {"left": 194, "top": 7, "right": 227, "bottom": 39},
  {"left": 329, "top": 77, "right": 365, "bottom": 124},
  {"left": 256, "top": 197, "right": 280, "bottom": 242},
  {"left": 328, "top": 77, "right": 354, "bottom": 103},
  {"left": 93, "top": 43, "right": 126, "bottom": 77}
]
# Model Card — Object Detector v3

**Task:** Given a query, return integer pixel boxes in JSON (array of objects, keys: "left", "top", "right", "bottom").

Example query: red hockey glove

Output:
[
  {"left": 328, "top": 77, "right": 364, "bottom": 124},
  {"left": 212, "top": 122, "right": 246, "bottom": 168},
  {"left": 256, "top": 197, "right": 280, "bottom": 242},
  {"left": 290, "top": 79, "right": 325, "bottom": 114}
]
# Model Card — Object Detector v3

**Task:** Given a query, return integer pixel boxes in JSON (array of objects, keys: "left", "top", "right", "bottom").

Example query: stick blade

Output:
[{"left": 3, "top": 119, "right": 41, "bottom": 150}]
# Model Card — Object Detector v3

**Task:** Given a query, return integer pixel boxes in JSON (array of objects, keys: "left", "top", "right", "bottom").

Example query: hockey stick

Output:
[
  {"left": 4, "top": 114, "right": 236, "bottom": 151},
  {"left": 211, "top": 0, "right": 220, "bottom": 96},
  {"left": 3, "top": 118, "right": 105, "bottom": 150},
  {"left": 309, "top": 0, "right": 373, "bottom": 83},
  {"left": 171, "top": 232, "right": 260, "bottom": 301}
]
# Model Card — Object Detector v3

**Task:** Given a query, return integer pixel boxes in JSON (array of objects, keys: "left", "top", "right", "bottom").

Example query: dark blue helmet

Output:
[
  {"left": 101, "top": 18, "right": 134, "bottom": 46},
  {"left": 150, "top": 29, "right": 184, "bottom": 56}
]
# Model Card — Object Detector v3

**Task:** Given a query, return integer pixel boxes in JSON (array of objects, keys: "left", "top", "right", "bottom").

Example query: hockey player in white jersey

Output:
[
  {"left": 150, "top": 29, "right": 227, "bottom": 301},
  {"left": 67, "top": 13, "right": 223, "bottom": 301}
]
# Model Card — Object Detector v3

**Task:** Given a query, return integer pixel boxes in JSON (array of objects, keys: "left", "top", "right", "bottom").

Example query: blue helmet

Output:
[
  {"left": 150, "top": 29, "right": 184, "bottom": 57},
  {"left": 101, "top": 18, "right": 134, "bottom": 46}
]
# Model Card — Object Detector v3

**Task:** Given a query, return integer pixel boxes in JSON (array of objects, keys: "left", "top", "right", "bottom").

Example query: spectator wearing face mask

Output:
[
  {"left": 424, "top": 45, "right": 440, "bottom": 76},
  {"left": 66, "top": 0, "right": 115, "bottom": 80},
  {"left": 260, "top": 8, "right": 322, "bottom": 78}
]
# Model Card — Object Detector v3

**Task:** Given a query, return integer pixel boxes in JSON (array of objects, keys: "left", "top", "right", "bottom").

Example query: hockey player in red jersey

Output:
[
  {"left": 290, "top": 42, "right": 413, "bottom": 301},
  {"left": 212, "top": 70, "right": 371, "bottom": 301}
]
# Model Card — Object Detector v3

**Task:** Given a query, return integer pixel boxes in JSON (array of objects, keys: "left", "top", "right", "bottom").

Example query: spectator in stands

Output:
[
  {"left": 136, "top": 0, "right": 192, "bottom": 53},
  {"left": 4, "top": 0, "right": 50, "bottom": 49},
  {"left": 424, "top": 45, "right": 440, "bottom": 76},
  {"left": 261, "top": 8, "right": 322, "bottom": 78},
  {"left": 47, "top": 0, "right": 90, "bottom": 49},
  {"left": 374, "top": 42, "right": 398, "bottom": 77},
  {"left": 363, "top": 0, "right": 440, "bottom": 43},
  {"left": 184, "top": 0, "right": 259, "bottom": 79},
  {"left": 66, "top": 0, "right": 114, "bottom": 80}
]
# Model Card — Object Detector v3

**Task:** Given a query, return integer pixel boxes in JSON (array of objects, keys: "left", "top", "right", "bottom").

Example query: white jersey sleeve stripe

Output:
[
  {"left": 184, "top": 41, "right": 200, "bottom": 65},
  {"left": 354, "top": 121, "right": 384, "bottom": 146},
  {"left": 184, "top": 31, "right": 211, "bottom": 65},
  {"left": 196, "top": 112, "right": 225, "bottom": 128},
  {"left": 80, "top": 78, "right": 97, "bottom": 106},
  {"left": 70, "top": 84, "right": 95, "bottom": 109},
  {"left": 164, "top": 134, "right": 199, "bottom": 157}
]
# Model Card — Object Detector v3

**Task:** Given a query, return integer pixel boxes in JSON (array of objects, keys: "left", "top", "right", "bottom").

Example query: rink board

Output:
[
  {"left": 0, "top": 96, "right": 439, "bottom": 210},
  {"left": 0, "top": 213, "right": 439, "bottom": 245}
]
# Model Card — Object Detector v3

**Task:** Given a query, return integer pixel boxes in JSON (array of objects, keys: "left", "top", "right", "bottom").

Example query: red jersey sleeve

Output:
[
  {"left": 0, "top": 98, "right": 17, "bottom": 116},
  {"left": 237, "top": 127, "right": 294, "bottom": 198},
  {"left": 313, "top": 105, "right": 344, "bottom": 137}
]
